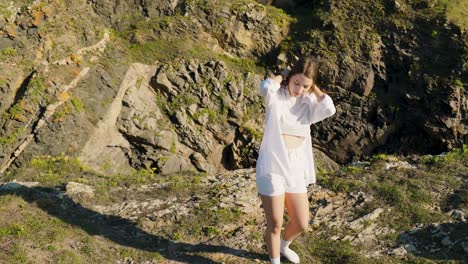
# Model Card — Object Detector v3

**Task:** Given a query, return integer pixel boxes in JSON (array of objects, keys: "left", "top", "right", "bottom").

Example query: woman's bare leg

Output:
[
  {"left": 283, "top": 192, "right": 309, "bottom": 241},
  {"left": 259, "top": 193, "right": 285, "bottom": 259}
]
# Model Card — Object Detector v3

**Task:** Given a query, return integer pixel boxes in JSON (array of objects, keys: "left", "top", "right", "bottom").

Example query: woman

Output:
[{"left": 256, "top": 56, "right": 336, "bottom": 264}]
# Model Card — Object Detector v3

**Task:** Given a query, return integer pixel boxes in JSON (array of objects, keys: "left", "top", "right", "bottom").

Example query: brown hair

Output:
[{"left": 282, "top": 56, "right": 320, "bottom": 93}]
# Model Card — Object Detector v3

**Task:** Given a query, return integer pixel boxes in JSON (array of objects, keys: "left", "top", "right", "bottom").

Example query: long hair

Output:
[{"left": 282, "top": 56, "right": 321, "bottom": 93}]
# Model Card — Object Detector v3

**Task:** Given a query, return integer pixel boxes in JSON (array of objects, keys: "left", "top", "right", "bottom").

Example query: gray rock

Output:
[
  {"left": 0, "top": 181, "right": 40, "bottom": 190},
  {"left": 440, "top": 236, "right": 453, "bottom": 246},
  {"left": 66, "top": 182, "right": 95, "bottom": 199},
  {"left": 404, "top": 243, "right": 417, "bottom": 253},
  {"left": 462, "top": 242, "right": 468, "bottom": 254},
  {"left": 159, "top": 154, "right": 194, "bottom": 174},
  {"left": 447, "top": 209, "right": 465, "bottom": 222},
  {"left": 348, "top": 208, "right": 385, "bottom": 230},
  {"left": 390, "top": 246, "right": 407, "bottom": 257},
  {"left": 385, "top": 160, "right": 417, "bottom": 170},
  {"left": 190, "top": 152, "right": 210, "bottom": 173},
  {"left": 153, "top": 130, "right": 178, "bottom": 151},
  {"left": 154, "top": 71, "right": 177, "bottom": 96}
]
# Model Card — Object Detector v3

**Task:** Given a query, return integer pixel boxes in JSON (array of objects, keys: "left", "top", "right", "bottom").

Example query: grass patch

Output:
[
  {"left": 128, "top": 37, "right": 213, "bottom": 64},
  {"left": 319, "top": 146, "right": 467, "bottom": 232},
  {"left": 295, "top": 233, "right": 392, "bottom": 264},
  {"left": 0, "top": 127, "right": 24, "bottom": 145},
  {"left": 438, "top": 0, "right": 468, "bottom": 30},
  {"left": 214, "top": 54, "right": 265, "bottom": 74},
  {"left": 0, "top": 173, "right": 199, "bottom": 263},
  {"left": 70, "top": 97, "right": 85, "bottom": 112},
  {"left": 240, "top": 125, "right": 262, "bottom": 141},
  {"left": 171, "top": 196, "right": 244, "bottom": 240},
  {"left": 0, "top": 46, "right": 17, "bottom": 58}
]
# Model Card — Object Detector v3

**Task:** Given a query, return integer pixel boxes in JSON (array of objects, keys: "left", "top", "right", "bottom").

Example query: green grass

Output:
[
  {"left": 294, "top": 233, "right": 394, "bottom": 264},
  {"left": 127, "top": 37, "right": 213, "bottom": 64},
  {"left": 70, "top": 97, "right": 85, "bottom": 112},
  {"left": 0, "top": 47, "right": 17, "bottom": 58},
  {"left": 0, "top": 3, "right": 14, "bottom": 18},
  {"left": 438, "top": 0, "right": 468, "bottom": 30},
  {"left": 0, "top": 127, "right": 24, "bottom": 145},
  {"left": 168, "top": 193, "right": 244, "bottom": 240},
  {"left": 319, "top": 145, "right": 467, "bottom": 232},
  {"left": 240, "top": 125, "right": 262, "bottom": 141}
]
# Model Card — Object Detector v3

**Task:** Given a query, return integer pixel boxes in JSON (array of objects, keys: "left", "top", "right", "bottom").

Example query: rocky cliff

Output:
[{"left": 0, "top": 0, "right": 466, "bottom": 177}]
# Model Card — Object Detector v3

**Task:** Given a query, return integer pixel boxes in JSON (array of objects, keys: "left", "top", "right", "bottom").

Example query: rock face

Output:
[
  {"left": 281, "top": 0, "right": 467, "bottom": 163},
  {"left": 0, "top": 0, "right": 466, "bottom": 175}
]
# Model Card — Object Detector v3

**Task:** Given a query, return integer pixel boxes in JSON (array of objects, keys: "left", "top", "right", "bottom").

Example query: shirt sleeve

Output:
[
  {"left": 259, "top": 78, "right": 281, "bottom": 107},
  {"left": 303, "top": 93, "right": 336, "bottom": 124}
]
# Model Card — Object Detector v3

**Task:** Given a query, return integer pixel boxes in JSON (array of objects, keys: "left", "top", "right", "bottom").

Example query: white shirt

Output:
[
  {"left": 278, "top": 87, "right": 314, "bottom": 137},
  {"left": 256, "top": 78, "right": 336, "bottom": 186}
]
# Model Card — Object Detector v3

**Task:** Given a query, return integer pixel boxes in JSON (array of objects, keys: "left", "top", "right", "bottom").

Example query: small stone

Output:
[
  {"left": 404, "top": 243, "right": 417, "bottom": 252},
  {"left": 315, "top": 203, "right": 333, "bottom": 217},
  {"left": 462, "top": 242, "right": 468, "bottom": 254},
  {"left": 66, "top": 182, "right": 95, "bottom": 199},
  {"left": 441, "top": 236, "right": 453, "bottom": 246},
  {"left": 390, "top": 246, "right": 407, "bottom": 257},
  {"left": 447, "top": 209, "right": 465, "bottom": 221}
]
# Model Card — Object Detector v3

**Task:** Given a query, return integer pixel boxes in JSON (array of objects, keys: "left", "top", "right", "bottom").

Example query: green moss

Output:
[
  {"left": 420, "top": 145, "right": 468, "bottom": 166},
  {"left": 27, "top": 76, "right": 49, "bottom": 104},
  {"left": 264, "top": 4, "right": 295, "bottom": 28},
  {"left": 439, "top": 0, "right": 468, "bottom": 30},
  {"left": 192, "top": 105, "right": 228, "bottom": 124},
  {"left": 0, "top": 223, "right": 27, "bottom": 237},
  {"left": 70, "top": 97, "right": 85, "bottom": 112},
  {"left": 0, "top": 47, "right": 17, "bottom": 57},
  {"left": 371, "top": 153, "right": 389, "bottom": 161},
  {"left": 10, "top": 244, "right": 31, "bottom": 264},
  {"left": 170, "top": 140, "right": 177, "bottom": 154},
  {"left": 370, "top": 181, "right": 406, "bottom": 205},
  {"left": 215, "top": 54, "right": 263, "bottom": 74},
  {"left": 165, "top": 92, "right": 198, "bottom": 118},
  {"left": 7, "top": 153, "right": 90, "bottom": 185},
  {"left": 0, "top": 127, "right": 24, "bottom": 145},
  {"left": 117, "top": 13, "right": 214, "bottom": 64},
  {"left": 56, "top": 249, "right": 81, "bottom": 264},
  {"left": 7, "top": 104, "right": 24, "bottom": 118},
  {"left": 0, "top": 3, "right": 13, "bottom": 18},
  {"left": 453, "top": 79, "right": 463, "bottom": 89},
  {"left": 318, "top": 174, "right": 361, "bottom": 193},
  {"left": 303, "top": 235, "right": 378, "bottom": 264},
  {"left": 241, "top": 125, "right": 262, "bottom": 141}
]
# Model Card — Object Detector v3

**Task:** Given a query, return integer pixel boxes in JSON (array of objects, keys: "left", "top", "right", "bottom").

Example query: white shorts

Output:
[{"left": 255, "top": 143, "right": 308, "bottom": 196}]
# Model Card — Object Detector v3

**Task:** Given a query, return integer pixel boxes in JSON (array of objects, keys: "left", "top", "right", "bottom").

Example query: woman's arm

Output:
[
  {"left": 259, "top": 75, "right": 283, "bottom": 106},
  {"left": 304, "top": 84, "right": 336, "bottom": 124},
  {"left": 271, "top": 74, "right": 283, "bottom": 85},
  {"left": 311, "top": 84, "right": 326, "bottom": 102}
]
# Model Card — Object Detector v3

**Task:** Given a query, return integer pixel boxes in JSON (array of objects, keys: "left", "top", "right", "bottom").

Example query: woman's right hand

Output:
[{"left": 270, "top": 74, "right": 283, "bottom": 85}]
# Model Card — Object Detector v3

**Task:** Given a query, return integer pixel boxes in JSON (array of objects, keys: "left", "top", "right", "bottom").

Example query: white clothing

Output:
[
  {"left": 256, "top": 140, "right": 309, "bottom": 195},
  {"left": 278, "top": 90, "right": 310, "bottom": 138},
  {"left": 255, "top": 78, "right": 336, "bottom": 195}
]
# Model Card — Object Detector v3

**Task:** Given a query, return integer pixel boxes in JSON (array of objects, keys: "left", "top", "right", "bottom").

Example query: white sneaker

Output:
[{"left": 280, "top": 239, "right": 300, "bottom": 263}]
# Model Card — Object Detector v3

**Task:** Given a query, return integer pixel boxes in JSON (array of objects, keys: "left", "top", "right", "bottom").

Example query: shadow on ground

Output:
[
  {"left": 397, "top": 221, "right": 468, "bottom": 263},
  {"left": 0, "top": 185, "right": 267, "bottom": 263}
]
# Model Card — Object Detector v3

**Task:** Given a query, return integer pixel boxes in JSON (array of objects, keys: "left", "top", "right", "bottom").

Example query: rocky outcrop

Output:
[
  {"left": 4, "top": 163, "right": 465, "bottom": 262},
  {"left": 275, "top": 0, "right": 467, "bottom": 163}
]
